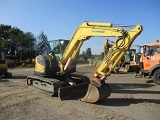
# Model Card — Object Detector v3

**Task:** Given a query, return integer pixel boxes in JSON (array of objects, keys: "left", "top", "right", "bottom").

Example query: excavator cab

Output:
[
  {"left": 49, "top": 39, "right": 77, "bottom": 73},
  {"left": 34, "top": 39, "right": 77, "bottom": 76}
]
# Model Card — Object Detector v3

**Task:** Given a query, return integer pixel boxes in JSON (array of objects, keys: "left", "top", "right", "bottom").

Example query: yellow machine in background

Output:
[
  {"left": 27, "top": 21, "right": 143, "bottom": 103},
  {"left": 103, "top": 39, "right": 121, "bottom": 73},
  {"left": 0, "top": 50, "right": 12, "bottom": 78},
  {"left": 104, "top": 39, "right": 139, "bottom": 73}
]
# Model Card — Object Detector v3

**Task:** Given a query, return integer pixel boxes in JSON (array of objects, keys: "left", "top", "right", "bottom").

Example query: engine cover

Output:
[{"left": 34, "top": 54, "right": 60, "bottom": 76}]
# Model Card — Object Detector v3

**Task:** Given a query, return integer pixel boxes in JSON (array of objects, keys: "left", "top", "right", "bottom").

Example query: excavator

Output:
[{"left": 27, "top": 21, "right": 143, "bottom": 103}]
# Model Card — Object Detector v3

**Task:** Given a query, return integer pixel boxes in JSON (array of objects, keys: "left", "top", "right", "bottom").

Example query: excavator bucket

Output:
[
  {"left": 58, "top": 82, "right": 89, "bottom": 100},
  {"left": 80, "top": 83, "right": 111, "bottom": 103}
]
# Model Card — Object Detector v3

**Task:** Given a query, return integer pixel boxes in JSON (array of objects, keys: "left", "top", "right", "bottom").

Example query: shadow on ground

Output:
[
  {"left": 9, "top": 75, "right": 27, "bottom": 79},
  {"left": 96, "top": 82, "right": 160, "bottom": 106},
  {"left": 97, "top": 98, "right": 160, "bottom": 106},
  {"left": 109, "top": 83, "right": 159, "bottom": 94},
  {"left": 0, "top": 75, "right": 27, "bottom": 82},
  {"left": 0, "top": 79, "right": 10, "bottom": 82},
  {"left": 109, "top": 82, "right": 156, "bottom": 90}
]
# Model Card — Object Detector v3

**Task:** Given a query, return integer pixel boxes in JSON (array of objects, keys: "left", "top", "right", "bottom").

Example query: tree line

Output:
[
  {"left": 79, "top": 48, "right": 104, "bottom": 60},
  {"left": 0, "top": 24, "right": 104, "bottom": 62},
  {"left": 0, "top": 24, "right": 49, "bottom": 61}
]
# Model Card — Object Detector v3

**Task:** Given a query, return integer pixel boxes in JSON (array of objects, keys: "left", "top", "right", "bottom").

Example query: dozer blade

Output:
[
  {"left": 80, "top": 83, "right": 111, "bottom": 103},
  {"left": 58, "top": 82, "right": 89, "bottom": 100}
]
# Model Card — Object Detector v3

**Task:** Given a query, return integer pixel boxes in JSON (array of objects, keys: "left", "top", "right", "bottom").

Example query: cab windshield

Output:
[
  {"left": 49, "top": 40, "right": 69, "bottom": 54},
  {"left": 145, "top": 46, "right": 160, "bottom": 56},
  {"left": 49, "top": 40, "right": 61, "bottom": 54}
]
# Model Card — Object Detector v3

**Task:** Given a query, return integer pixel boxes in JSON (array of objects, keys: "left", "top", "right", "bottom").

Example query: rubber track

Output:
[{"left": 27, "top": 75, "right": 63, "bottom": 96}]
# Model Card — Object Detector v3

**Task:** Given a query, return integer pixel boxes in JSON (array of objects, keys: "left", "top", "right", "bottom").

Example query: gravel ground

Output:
[{"left": 0, "top": 65, "right": 160, "bottom": 120}]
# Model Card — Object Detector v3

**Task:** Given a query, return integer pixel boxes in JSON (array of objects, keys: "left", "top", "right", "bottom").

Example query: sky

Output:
[{"left": 0, "top": 0, "right": 160, "bottom": 54}]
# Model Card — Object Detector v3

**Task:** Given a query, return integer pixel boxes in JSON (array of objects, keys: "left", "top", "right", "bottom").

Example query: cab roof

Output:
[{"left": 145, "top": 40, "right": 160, "bottom": 46}]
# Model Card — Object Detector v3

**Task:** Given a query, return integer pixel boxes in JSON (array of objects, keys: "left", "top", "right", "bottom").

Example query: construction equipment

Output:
[
  {"left": 0, "top": 50, "right": 12, "bottom": 78},
  {"left": 135, "top": 40, "right": 160, "bottom": 85},
  {"left": 104, "top": 39, "right": 120, "bottom": 73},
  {"left": 27, "top": 21, "right": 143, "bottom": 103},
  {"left": 104, "top": 40, "right": 138, "bottom": 72},
  {"left": 121, "top": 48, "right": 137, "bottom": 72}
]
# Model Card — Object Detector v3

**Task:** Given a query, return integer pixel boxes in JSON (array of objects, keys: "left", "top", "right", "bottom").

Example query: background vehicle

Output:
[
  {"left": 135, "top": 40, "right": 160, "bottom": 85},
  {"left": 121, "top": 45, "right": 143, "bottom": 72},
  {"left": 104, "top": 40, "right": 139, "bottom": 72},
  {"left": 0, "top": 50, "right": 12, "bottom": 78},
  {"left": 27, "top": 21, "right": 143, "bottom": 103}
]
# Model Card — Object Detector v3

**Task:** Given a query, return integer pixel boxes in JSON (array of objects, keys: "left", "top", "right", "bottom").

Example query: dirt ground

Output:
[{"left": 0, "top": 65, "right": 160, "bottom": 120}]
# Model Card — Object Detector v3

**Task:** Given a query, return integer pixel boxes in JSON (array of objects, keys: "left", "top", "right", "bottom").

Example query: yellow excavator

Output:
[{"left": 27, "top": 21, "right": 143, "bottom": 103}]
